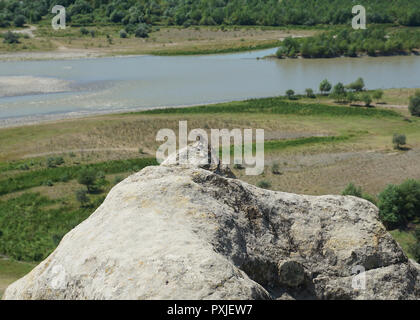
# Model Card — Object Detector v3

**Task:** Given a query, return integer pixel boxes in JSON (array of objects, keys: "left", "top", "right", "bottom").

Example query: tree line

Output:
[
  {"left": 1, "top": 0, "right": 420, "bottom": 30},
  {"left": 276, "top": 27, "right": 420, "bottom": 59}
]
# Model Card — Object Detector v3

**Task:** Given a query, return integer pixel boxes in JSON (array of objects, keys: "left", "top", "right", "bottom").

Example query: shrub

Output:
[
  {"left": 76, "top": 189, "right": 89, "bottom": 207},
  {"left": 393, "top": 133, "right": 407, "bottom": 150},
  {"left": 372, "top": 90, "right": 384, "bottom": 102},
  {"left": 342, "top": 183, "right": 377, "bottom": 204},
  {"left": 80, "top": 27, "right": 89, "bottom": 35},
  {"left": 77, "top": 168, "right": 97, "bottom": 193},
  {"left": 3, "top": 31, "right": 19, "bottom": 44},
  {"left": 319, "top": 79, "right": 332, "bottom": 95},
  {"left": 119, "top": 29, "right": 127, "bottom": 38},
  {"left": 271, "top": 163, "right": 281, "bottom": 175},
  {"left": 378, "top": 179, "right": 420, "bottom": 229},
  {"left": 46, "top": 157, "right": 65, "bottom": 168},
  {"left": 135, "top": 23, "right": 151, "bottom": 38},
  {"left": 408, "top": 90, "right": 420, "bottom": 117},
  {"left": 14, "top": 15, "right": 26, "bottom": 27},
  {"left": 257, "top": 180, "right": 271, "bottom": 189},
  {"left": 342, "top": 183, "right": 362, "bottom": 198},
  {"left": 360, "top": 93, "right": 372, "bottom": 107},
  {"left": 113, "top": 176, "right": 124, "bottom": 185}
]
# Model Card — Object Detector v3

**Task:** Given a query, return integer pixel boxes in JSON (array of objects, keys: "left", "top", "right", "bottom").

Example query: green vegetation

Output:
[
  {"left": 0, "top": 158, "right": 157, "bottom": 196},
  {"left": 409, "top": 90, "right": 420, "bottom": 117},
  {"left": 2, "top": 0, "right": 420, "bottom": 29},
  {"left": 0, "top": 157, "right": 157, "bottom": 262},
  {"left": 257, "top": 180, "right": 272, "bottom": 189},
  {"left": 139, "top": 97, "right": 400, "bottom": 118},
  {"left": 393, "top": 133, "right": 407, "bottom": 150},
  {"left": 2, "top": 31, "right": 19, "bottom": 44},
  {"left": 378, "top": 179, "right": 420, "bottom": 229},
  {"left": 341, "top": 182, "right": 376, "bottom": 205},
  {"left": 276, "top": 27, "right": 420, "bottom": 58}
]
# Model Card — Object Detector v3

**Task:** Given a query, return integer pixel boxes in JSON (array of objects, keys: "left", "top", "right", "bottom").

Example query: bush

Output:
[
  {"left": 135, "top": 23, "right": 151, "bottom": 38},
  {"left": 409, "top": 90, "right": 420, "bottom": 117},
  {"left": 271, "top": 163, "right": 281, "bottom": 175},
  {"left": 373, "top": 90, "right": 384, "bottom": 101},
  {"left": 378, "top": 179, "right": 420, "bottom": 229},
  {"left": 76, "top": 189, "right": 89, "bottom": 207},
  {"left": 46, "top": 157, "right": 65, "bottom": 168},
  {"left": 119, "top": 29, "right": 127, "bottom": 39},
  {"left": 80, "top": 27, "right": 89, "bottom": 35},
  {"left": 393, "top": 133, "right": 407, "bottom": 150},
  {"left": 14, "top": 15, "right": 26, "bottom": 27},
  {"left": 342, "top": 183, "right": 362, "bottom": 198},
  {"left": 257, "top": 180, "right": 272, "bottom": 189},
  {"left": 360, "top": 93, "right": 372, "bottom": 107},
  {"left": 342, "top": 183, "right": 377, "bottom": 204},
  {"left": 3, "top": 31, "right": 19, "bottom": 44},
  {"left": 77, "top": 168, "right": 97, "bottom": 193}
]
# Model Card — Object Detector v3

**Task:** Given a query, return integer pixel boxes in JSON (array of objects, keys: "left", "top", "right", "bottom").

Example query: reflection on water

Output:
[{"left": 0, "top": 48, "right": 420, "bottom": 121}]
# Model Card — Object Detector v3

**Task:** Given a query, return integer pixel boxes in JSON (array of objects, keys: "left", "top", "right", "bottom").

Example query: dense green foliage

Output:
[
  {"left": 0, "top": 193, "right": 98, "bottom": 261},
  {"left": 140, "top": 97, "right": 400, "bottom": 117},
  {"left": 341, "top": 182, "right": 377, "bottom": 205},
  {"left": 1, "top": 0, "right": 420, "bottom": 29},
  {"left": 409, "top": 90, "right": 420, "bottom": 117},
  {"left": 378, "top": 179, "right": 420, "bottom": 229},
  {"left": 276, "top": 27, "right": 420, "bottom": 58},
  {"left": 0, "top": 157, "right": 157, "bottom": 261},
  {"left": 0, "top": 157, "right": 157, "bottom": 196},
  {"left": 393, "top": 133, "right": 407, "bottom": 150}
]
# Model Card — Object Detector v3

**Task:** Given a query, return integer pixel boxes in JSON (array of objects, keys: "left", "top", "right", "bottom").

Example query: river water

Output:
[{"left": 1, "top": 48, "right": 420, "bottom": 123}]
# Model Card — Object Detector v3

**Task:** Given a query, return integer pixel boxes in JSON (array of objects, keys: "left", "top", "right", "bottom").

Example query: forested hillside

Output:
[{"left": 1, "top": 0, "right": 420, "bottom": 28}]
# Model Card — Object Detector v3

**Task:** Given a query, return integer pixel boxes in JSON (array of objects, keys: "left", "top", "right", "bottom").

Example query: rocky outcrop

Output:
[{"left": 4, "top": 143, "right": 420, "bottom": 300}]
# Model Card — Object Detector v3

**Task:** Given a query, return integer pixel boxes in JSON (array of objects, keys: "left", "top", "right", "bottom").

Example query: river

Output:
[{"left": 1, "top": 48, "right": 420, "bottom": 125}]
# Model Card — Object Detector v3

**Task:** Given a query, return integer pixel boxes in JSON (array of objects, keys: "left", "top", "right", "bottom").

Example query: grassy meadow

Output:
[{"left": 1, "top": 91, "right": 420, "bottom": 290}]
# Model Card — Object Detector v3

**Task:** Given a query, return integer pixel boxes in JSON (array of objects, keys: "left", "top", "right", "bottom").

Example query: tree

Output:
[
  {"left": 77, "top": 168, "right": 97, "bottom": 193},
  {"left": 305, "top": 88, "right": 315, "bottom": 98},
  {"left": 286, "top": 89, "right": 295, "bottom": 99},
  {"left": 319, "top": 79, "right": 332, "bottom": 95},
  {"left": 14, "top": 15, "right": 25, "bottom": 27},
  {"left": 409, "top": 90, "right": 420, "bottom": 117},
  {"left": 378, "top": 179, "right": 420, "bottom": 229},
  {"left": 331, "top": 82, "right": 346, "bottom": 102},
  {"left": 393, "top": 133, "right": 407, "bottom": 150},
  {"left": 372, "top": 90, "right": 384, "bottom": 102},
  {"left": 361, "top": 93, "right": 372, "bottom": 107},
  {"left": 3, "top": 31, "right": 19, "bottom": 44},
  {"left": 347, "top": 77, "right": 365, "bottom": 92}
]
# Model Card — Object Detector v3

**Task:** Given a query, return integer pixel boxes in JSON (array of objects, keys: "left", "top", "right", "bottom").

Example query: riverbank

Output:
[{"left": 0, "top": 25, "right": 315, "bottom": 61}]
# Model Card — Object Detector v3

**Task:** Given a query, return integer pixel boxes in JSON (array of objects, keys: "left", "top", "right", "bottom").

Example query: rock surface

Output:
[{"left": 4, "top": 143, "right": 420, "bottom": 300}]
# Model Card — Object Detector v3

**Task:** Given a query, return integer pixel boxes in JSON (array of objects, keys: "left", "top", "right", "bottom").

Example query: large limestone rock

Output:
[{"left": 4, "top": 143, "right": 420, "bottom": 300}]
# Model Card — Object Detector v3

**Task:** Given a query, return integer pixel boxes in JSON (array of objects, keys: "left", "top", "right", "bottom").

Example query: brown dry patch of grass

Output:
[{"left": 2, "top": 25, "right": 317, "bottom": 56}]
